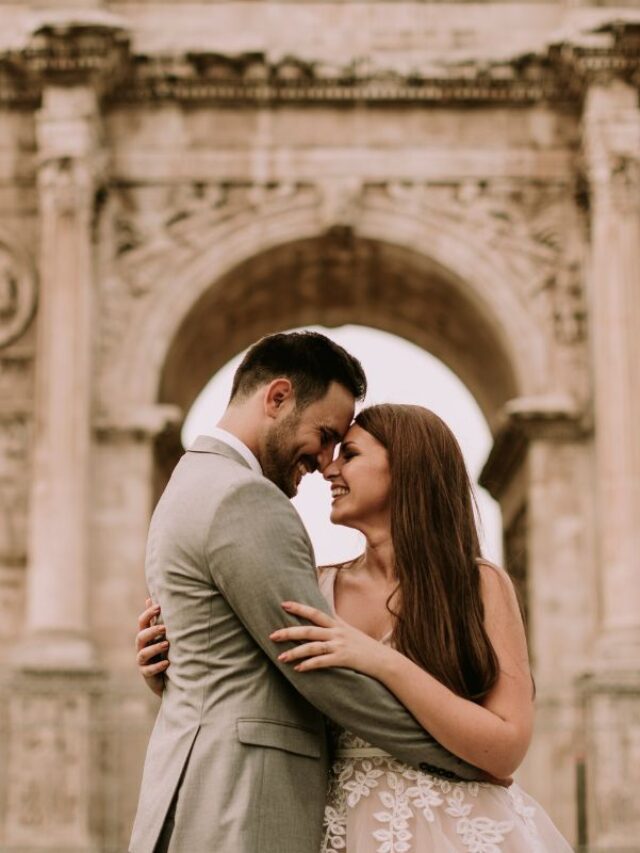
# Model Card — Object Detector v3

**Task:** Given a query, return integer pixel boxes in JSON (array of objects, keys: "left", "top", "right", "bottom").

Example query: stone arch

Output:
[
  {"left": 107, "top": 192, "right": 550, "bottom": 434},
  {"left": 95, "top": 180, "right": 583, "bottom": 853},
  {"left": 159, "top": 233, "right": 520, "bottom": 425}
]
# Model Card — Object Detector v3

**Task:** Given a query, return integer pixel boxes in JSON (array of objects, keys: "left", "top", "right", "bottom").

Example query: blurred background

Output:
[{"left": 0, "top": 1, "right": 639, "bottom": 850}]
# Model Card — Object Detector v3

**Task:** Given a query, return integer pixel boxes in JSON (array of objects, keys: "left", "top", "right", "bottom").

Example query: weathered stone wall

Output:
[{"left": 0, "top": 2, "right": 639, "bottom": 850}]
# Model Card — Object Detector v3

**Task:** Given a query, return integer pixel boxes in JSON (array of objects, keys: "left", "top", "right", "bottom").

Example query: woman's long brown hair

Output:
[{"left": 355, "top": 404, "right": 499, "bottom": 702}]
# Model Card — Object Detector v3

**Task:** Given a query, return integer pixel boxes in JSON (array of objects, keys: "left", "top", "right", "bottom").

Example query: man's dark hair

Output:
[{"left": 230, "top": 331, "right": 367, "bottom": 407}]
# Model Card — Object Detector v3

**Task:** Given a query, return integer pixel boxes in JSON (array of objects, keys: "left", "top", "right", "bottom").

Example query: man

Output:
[{"left": 130, "top": 331, "right": 481, "bottom": 853}]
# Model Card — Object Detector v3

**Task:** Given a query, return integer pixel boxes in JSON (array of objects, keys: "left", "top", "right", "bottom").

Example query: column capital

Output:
[
  {"left": 583, "top": 79, "right": 640, "bottom": 213},
  {"left": 479, "top": 395, "right": 590, "bottom": 499},
  {"left": 556, "top": 21, "right": 640, "bottom": 92},
  {"left": 94, "top": 404, "right": 184, "bottom": 442},
  {"left": 23, "top": 20, "right": 130, "bottom": 97},
  {"left": 34, "top": 83, "right": 110, "bottom": 227}
]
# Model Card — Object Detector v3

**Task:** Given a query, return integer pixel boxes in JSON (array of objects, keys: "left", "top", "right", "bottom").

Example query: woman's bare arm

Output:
[
  {"left": 273, "top": 562, "right": 533, "bottom": 779},
  {"left": 370, "top": 563, "right": 534, "bottom": 778}
]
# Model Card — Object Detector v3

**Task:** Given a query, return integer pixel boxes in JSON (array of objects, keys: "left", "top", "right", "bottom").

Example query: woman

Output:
[{"left": 137, "top": 404, "right": 571, "bottom": 852}]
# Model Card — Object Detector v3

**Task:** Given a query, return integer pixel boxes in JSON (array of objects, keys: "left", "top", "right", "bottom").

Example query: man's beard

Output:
[{"left": 262, "top": 411, "right": 314, "bottom": 498}]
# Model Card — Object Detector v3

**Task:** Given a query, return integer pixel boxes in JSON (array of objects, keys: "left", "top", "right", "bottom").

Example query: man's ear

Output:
[{"left": 263, "top": 378, "right": 295, "bottom": 418}]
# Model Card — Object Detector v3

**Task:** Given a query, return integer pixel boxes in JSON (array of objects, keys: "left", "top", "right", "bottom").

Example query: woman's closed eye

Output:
[{"left": 340, "top": 444, "right": 359, "bottom": 462}]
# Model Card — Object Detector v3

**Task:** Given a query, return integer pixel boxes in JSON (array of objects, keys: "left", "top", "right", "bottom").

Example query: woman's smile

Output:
[{"left": 331, "top": 484, "right": 350, "bottom": 503}]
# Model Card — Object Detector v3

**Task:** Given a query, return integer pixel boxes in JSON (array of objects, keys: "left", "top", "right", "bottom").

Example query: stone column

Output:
[
  {"left": 2, "top": 23, "right": 130, "bottom": 853},
  {"left": 11, "top": 21, "right": 128, "bottom": 673},
  {"left": 14, "top": 84, "right": 102, "bottom": 670},
  {"left": 581, "top": 79, "right": 640, "bottom": 850},
  {"left": 583, "top": 80, "right": 640, "bottom": 661},
  {"left": 480, "top": 397, "right": 593, "bottom": 844}
]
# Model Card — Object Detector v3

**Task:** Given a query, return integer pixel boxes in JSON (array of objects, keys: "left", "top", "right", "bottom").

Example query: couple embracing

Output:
[{"left": 130, "top": 331, "right": 571, "bottom": 853}]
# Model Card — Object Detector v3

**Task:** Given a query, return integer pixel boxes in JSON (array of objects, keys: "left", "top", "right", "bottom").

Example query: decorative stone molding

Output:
[
  {"left": 584, "top": 91, "right": 640, "bottom": 214},
  {"left": 114, "top": 181, "right": 319, "bottom": 297},
  {"left": 0, "top": 20, "right": 638, "bottom": 108},
  {"left": 111, "top": 50, "right": 569, "bottom": 106},
  {"left": 364, "top": 179, "right": 588, "bottom": 347},
  {"left": 24, "top": 23, "right": 130, "bottom": 92},
  {"left": 0, "top": 241, "right": 37, "bottom": 350},
  {"left": 96, "top": 175, "right": 575, "bottom": 419},
  {"left": 94, "top": 404, "right": 183, "bottom": 442},
  {"left": 553, "top": 21, "right": 640, "bottom": 90},
  {"left": 106, "top": 175, "right": 573, "bottom": 321},
  {"left": 480, "top": 394, "right": 591, "bottom": 499}
]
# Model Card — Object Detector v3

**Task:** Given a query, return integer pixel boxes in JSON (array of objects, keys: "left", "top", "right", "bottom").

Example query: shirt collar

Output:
[{"left": 208, "top": 427, "right": 262, "bottom": 475}]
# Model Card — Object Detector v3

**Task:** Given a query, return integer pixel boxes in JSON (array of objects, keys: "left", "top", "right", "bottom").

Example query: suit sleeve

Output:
[{"left": 205, "top": 479, "right": 483, "bottom": 781}]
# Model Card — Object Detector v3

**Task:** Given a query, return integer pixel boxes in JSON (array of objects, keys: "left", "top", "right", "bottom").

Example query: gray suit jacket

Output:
[{"left": 130, "top": 436, "right": 481, "bottom": 853}]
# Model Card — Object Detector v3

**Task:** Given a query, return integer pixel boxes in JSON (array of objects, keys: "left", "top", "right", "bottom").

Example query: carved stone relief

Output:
[
  {"left": 114, "top": 181, "right": 318, "bottom": 294},
  {"left": 95, "top": 175, "right": 589, "bottom": 417},
  {"left": 96, "top": 181, "right": 320, "bottom": 386},
  {"left": 0, "top": 315, "right": 33, "bottom": 578},
  {"left": 0, "top": 414, "right": 30, "bottom": 566},
  {"left": 0, "top": 242, "right": 37, "bottom": 349},
  {"left": 364, "top": 179, "right": 588, "bottom": 347},
  {"left": 610, "top": 155, "right": 640, "bottom": 214}
]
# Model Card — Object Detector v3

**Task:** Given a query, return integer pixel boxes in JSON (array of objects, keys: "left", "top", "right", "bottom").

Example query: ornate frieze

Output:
[{"left": 110, "top": 50, "right": 569, "bottom": 106}]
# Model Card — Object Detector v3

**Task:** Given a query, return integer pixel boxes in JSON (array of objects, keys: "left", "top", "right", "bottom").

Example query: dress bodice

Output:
[{"left": 316, "top": 563, "right": 572, "bottom": 853}]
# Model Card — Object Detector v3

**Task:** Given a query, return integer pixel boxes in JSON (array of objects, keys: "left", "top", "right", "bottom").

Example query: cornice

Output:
[
  {"left": 479, "top": 394, "right": 591, "bottom": 499},
  {"left": 0, "top": 23, "right": 130, "bottom": 106},
  {"left": 0, "top": 20, "right": 638, "bottom": 109}
]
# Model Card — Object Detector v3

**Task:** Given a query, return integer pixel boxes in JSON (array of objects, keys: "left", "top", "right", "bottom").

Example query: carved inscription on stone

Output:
[{"left": 0, "top": 244, "right": 36, "bottom": 349}]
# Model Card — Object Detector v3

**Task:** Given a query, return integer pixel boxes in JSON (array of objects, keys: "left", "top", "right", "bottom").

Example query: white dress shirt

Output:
[{"left": 208, "top": 427, "right": 263, "bottom": 475}]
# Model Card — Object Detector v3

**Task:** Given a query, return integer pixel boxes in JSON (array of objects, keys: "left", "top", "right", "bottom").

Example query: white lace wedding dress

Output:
[{"left": 318, "top": 566, "right": 573, "bottom": 853}]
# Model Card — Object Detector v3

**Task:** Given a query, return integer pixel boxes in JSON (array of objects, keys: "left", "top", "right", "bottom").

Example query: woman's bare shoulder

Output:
[
  {"left": 316, "top": 555, "right": 362, "bottom": 579},
  {"left": 475, "top": 559, "right": 521, "bottom": 616},
  {"left": 315, "top": 564, "right": 337, "bottom": 580}
]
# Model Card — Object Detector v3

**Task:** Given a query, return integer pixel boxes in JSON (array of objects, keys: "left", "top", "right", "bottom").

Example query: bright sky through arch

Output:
[{"left": 182, "top": 325, "right": 502, "bottom": 565}]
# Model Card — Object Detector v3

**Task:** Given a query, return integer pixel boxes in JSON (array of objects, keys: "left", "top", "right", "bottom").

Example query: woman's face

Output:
[{"left": 323, "top": 424, "right": 391, "bottom": 531}]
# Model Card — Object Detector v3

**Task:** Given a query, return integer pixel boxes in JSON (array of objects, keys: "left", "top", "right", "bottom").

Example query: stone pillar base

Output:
[
  {"left": 580, "top": 666, "right": 640, "bottom": 851},
  {"left": 0, "top": 670, "right": 102, "bottom": 852},
  {"left": 11, "top": 629, "right": 96, "bottom": 672}
]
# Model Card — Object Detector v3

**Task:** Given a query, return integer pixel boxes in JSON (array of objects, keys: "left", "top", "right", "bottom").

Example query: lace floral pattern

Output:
[{"left": 320, "top": 728, "right": 566, "bottom": 853}]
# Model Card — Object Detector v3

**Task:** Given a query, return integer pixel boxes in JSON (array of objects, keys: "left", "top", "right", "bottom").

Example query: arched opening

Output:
[
  {"left": 182, "top": 324, "right": 503, "bottom": 566},
  {"left": 153, "top": 229, "right": 522, "bottom": 590},
  {"left": 159, "top": 231, "right": 518, "bottom": 424},
  {"left": 116, "top": 225, "right": 589, "bottom": 834}
]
